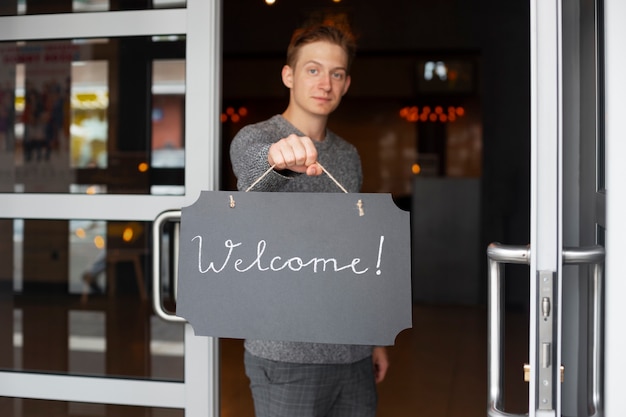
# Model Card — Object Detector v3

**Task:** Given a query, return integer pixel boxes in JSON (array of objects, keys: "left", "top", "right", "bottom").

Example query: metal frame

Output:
[
  {"left": 0, "top": 9, "right": 186, "bottom": 40},
  {"left": 0, "top": 372, "right": 186, "bottom": 408},
  {"left": 0, "top": 1, "right": 222, "bottom": 415},
  {"left": 604, "top": 1, "right": 626, "bottom": 416},
  {"left": 530, "top": 0, "right": 562, "bottom": 415},
  {"left": 0, "top": 0, "right": 221, "bottom": 221}
]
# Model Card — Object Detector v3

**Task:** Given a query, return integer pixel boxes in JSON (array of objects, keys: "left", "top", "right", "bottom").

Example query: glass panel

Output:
[
  {"left": 0, "top": 398, "right": 184, "bottom": 417},
  {"left": 596, "top": 0, "right": 606, "bottom": 192},
  {"left": 0, "top": 36, "right": 186, "bottom": 195},
  {"left": 0, "top": 218, "right": 184, "bottom": 380},
  {"left": 151, "top": 60, "right": 185, "bottom": 174},
  {"left": 0, "top": 0, "right": 186, "bottom": 16},
  {"left": 597, "top": 224, "right": 606, "bottom": 247}
]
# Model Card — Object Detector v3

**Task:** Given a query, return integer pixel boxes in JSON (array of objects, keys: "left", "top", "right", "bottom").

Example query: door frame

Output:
[
  {"left": 604, "top": 0, "right": 626, "bottom": 416},
  {"left": 491, "top": 1, "right": 618, "bottom": 416},
  {"left": 0, "top": 1, "right": 222, "bottom": 415},
  {"left": 531, "top": 0, "right": 626, "bottom": 415},
  {"left": 529, "top": 0, "right": 562, "bottom": 414},
  {"left": 0, "top": 1, "right": 221, "bottom": 221}
]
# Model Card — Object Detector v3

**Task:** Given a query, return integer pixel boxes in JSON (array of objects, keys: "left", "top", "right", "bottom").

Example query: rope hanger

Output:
[
  {"left": 231, "top": 162, "right": 364, "bottom": 216},
  {"left": 245, "top": 162, "right": 348, "bottom": 193}
]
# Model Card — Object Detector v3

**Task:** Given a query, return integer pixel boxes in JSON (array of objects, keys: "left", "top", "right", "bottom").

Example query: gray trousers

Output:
[{"left": 244, "top": 350, "right": 378, "bottom": 417}]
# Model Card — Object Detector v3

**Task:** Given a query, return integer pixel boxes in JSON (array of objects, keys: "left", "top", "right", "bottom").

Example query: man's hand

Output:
[
  {"left": 372, "top": 346, "right": 389, "bottom": 383},
  {"left": 268, "top": 134, "right": 322, "bottom": 176}
]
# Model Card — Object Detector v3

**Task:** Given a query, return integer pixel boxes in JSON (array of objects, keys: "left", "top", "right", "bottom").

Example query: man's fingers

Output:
[
  {"left": 269, "top": 135, "right": 319, "bottom": 172},
  {"left": 284, "top": 135, "right": 309, "bottom": 167},
  {"left": 305, "top": 163, "right": 323, "bottom": 176},
  {"left": 296, "top": 136, "right": 319, "bottom": 167},
  {"left": 275, "top": 140, "right": 298, "bottom": 168},
  {"left": 283, "top": 134, "right": 317, "bottom": 167}
]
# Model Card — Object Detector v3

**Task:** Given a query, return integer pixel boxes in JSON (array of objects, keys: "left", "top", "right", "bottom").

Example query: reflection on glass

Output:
[
  {"left": 70, "top": 60, "right": 108, "bottom": 169},
  {"left": 1, "top": 218, "right": 184, "bottom": 381},
  {"left": 0, "top": 36, "right": 186, "bottom": 195},
  {"left": 71, "top": 219, "right": 106, "bottom": 295},
  {"left": 151, "top": 60, "right": 185, "bottom": 170}
]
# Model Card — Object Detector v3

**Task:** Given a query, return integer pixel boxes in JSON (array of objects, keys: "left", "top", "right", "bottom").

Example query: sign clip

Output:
[{"left": 357, "top": 199, "right": 365, "bottom": 216}]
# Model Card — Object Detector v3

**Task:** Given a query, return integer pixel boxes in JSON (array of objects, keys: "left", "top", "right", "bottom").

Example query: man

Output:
[{"left": 229, "top": 20, "right": 389, "bottom": 417}]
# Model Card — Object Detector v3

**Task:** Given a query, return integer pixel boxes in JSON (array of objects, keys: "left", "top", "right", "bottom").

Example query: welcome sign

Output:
[{"left": 176, "top": 191, "right": 412, "bottom": 346}]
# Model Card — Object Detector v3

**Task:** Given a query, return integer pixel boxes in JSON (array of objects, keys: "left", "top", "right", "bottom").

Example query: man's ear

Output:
[
  {"left": 341, "top": 74, "right": 352, "bottom": 96},
  {"left": 281, "top": 65, "right": 294, "bottom": 88}
]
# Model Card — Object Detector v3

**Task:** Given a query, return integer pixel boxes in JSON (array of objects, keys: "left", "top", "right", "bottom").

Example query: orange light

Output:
[
  {"left": 238, "top": 107, "right": 248, "bottom": 116},
  {"left": 400, "top": 107, "right": 409, "bottom": 118},
  {"left": 456, "top": 106, "right": 465, "bottom": 116},
  {"left": 94, "top": 235, "right": 105, "bottom": 249},
  {"left": 226, "top": 107, "right": 235, "bottom": 115},
  {"left": 439, "top": 114, "right": 448, "bottom": 122},
  {"left": 419, "top": 113, "right": 428, "bottom": 122},
  {"left": 449, "top": 113, "right": 457, "bottom": 122},
  {"left": 231, "top": 114, "right": 240, "bottom": 123},
  {"left": 220, "top": 113, "right": 228, "bottom": 123},
  {"left": 138, "top": 162, "right": 149, "bottom": 172},
  {"left": 86, "top": 185, "right": 98, "bottom": 195},
  {"left": 429, "top": 113, "right": 437, "bottom": 122},
  {"left": 411, "top": 163, "right": 421, "bottom": 175},
  {"left": 435, "top": 106, "right": 443, "bottom": 114},
  {"left": 122, "top": 227, "right": 134, "bottom": 242},
  {"left": 75, "top": 228, "right": 86, "bottom": 239},
  {"left": 423, "top": 106, "right": 431, "bottom": 114}
]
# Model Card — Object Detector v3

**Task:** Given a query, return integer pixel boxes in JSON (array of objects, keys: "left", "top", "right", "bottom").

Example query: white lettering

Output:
[
  {"left": 191, "top": 237, "right": 380, "bottom": 276},
  {"left": 235, "top": 240, "right": 270, "bottom": 272},
  {"left": 193, "top": 236, "right": 241, "bottom": 273}
]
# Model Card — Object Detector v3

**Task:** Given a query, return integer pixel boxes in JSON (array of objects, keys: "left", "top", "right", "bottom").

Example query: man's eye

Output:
[
  {"left": 308, "top": 68, "right": 318, "bottom": 75},
  {"left": 332, "top": 72, "right": 345, "bottom": 80}
]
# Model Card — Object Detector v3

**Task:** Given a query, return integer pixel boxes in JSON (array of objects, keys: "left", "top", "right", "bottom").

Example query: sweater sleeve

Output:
[{"left": 229, "top": 123, "right": 298, "bottom": 192}]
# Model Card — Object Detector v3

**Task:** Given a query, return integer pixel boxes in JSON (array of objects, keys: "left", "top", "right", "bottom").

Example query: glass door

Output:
[
  {"left": 560, "top": 1, "right": 605, "bottom": 415},
  {"left": 489, "top": 0, "right": 608, "bottom": 416},
  {"left": 0, "top": 1, "right": 221, "bottom": 416}
]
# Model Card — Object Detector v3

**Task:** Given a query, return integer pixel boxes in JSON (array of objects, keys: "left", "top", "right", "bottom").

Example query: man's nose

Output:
[{"left": 318, "top": 73, "right": 332, "bottom": 90}]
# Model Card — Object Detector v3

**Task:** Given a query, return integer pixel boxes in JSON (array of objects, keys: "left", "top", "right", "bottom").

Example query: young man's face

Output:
[{"left": 282, "top": 40, "right": 351, "bottom": 118}]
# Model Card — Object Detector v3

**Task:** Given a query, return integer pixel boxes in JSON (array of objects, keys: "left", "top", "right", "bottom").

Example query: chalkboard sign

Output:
[{"left": 176, "top": 191, "right": 412, "bottom": 346}]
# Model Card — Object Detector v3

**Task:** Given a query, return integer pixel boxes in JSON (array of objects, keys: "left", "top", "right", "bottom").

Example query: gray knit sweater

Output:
[{"left": 229, "top": 114, "right": 373, "bottom": 364}]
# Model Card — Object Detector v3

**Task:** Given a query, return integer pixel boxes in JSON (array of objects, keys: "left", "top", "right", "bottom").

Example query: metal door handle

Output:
[
  {"left": 562, "top": 246, "right": 605, "bottom": 417},
  {"left": 152, "top": 209, "right": 185, "bottom": 323},
  {"left": 487, "top": 243, "right": 604, "bottom": 417},
  {"left": 487, "top": 243, "right": 530, "bottom": 417}
]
